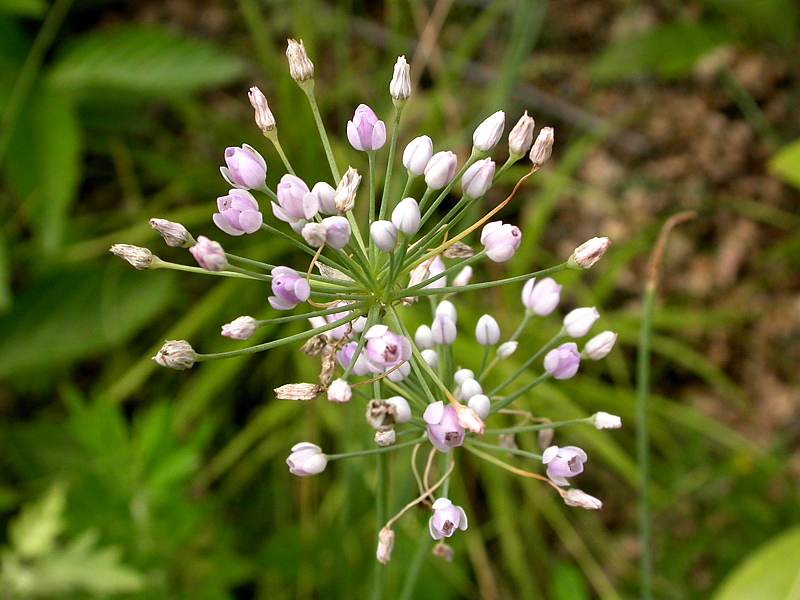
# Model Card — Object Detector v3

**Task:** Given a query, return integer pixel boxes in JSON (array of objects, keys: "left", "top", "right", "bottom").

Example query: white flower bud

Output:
[
  {"left": 452, "top": 266, "right": 473, "bottom": 287},
  {"left": 334, "top": 167, "right": 361, "bottom": 214},
  {"left": 221, "top": 315, "right": 258, "bottom": 340},
  {"left": 415, "top": 325, "right": 434, "bottom": 350},
  {"left": 459, "top": 378, "right": 483, "bottom": 400},
  {"left": 403, "top": 135, "right": 433, "bottom": 176},
  {"left": 435, "top": 300, "right": 458, "bottom": 323},
  {"left": 431, "top": 315, "right": 457, "bottom": 345},
  {"left": 248, "top": 86, "right": 276, "bottom": 133},
  {"left": 386, "top": 396, "right": 412, "bottom": 423},
  {"left": 387, "top": 361, "right": 411, "bottom": 382},
  {"left": 563, "top": 307, "right": 600, "bottom": 338},
  {"left": 461, "top": 158, "right": 495, "bottom": 199},
  {"left": 301, "top": 222, "right": 327, "bottom": 248},
  {"left": 508, "top": 111, "right": 535, "bottom": 157},
  {"left": 370, "top": 220, "right": 398, "bottom": 252},
  {"left": 568, "top": 236, "right": 611, "bottom": 269},
  {"left": 497, "top": 340, "right": 518, "bottom": 358},
  {"left": 467, "top": 394, "right": 491, "bottom": 419},
  {"left": 472, "top": 110, "right": 505, "bottom": 152},
  {"left": 421, "top": 348, "right": 439, "bottom": 368},
  {"left": 424, "top": 151, "right": 458, "bottom": 190},
  {"left": 389, "top": 55, "right": 411, "bottom": 101},
  {"left": 153, "top": 340, "right": 196, "bottom": 370},
  {"left": 529, "top": 127, "right": 554, "bottom": 166},
  {"left": 149, "top": 218, "right": 193, "bottom": 248},
  {"left": 286, "top": 442, "right": 327, "bottom": 476},
  {"left": 592, "top": 411, "right": 622, "bottom": 429},
  {"left": 110, "top": 244, "right": 156, "bottom": 270},
  {"left": 562, "top": 489, "right": 603, "bottom": 510},
  {"left": 391, "top": 197, "right": 421, "bottom": 235},
  {"left": 327, "top": 378, "right": 352, "bottom": 403},
  {"left": 374, "top": 428, "right": 396, "bottom": 447},
  {"left": 286, "top": 38, "right": 314, "bottom": 83},
  {"left": 376, "top": 527, "right": 395, "bottom": 564},
  {"left": 321, "top": 216, "right": 351, "bottom": 250},
  {"left": 454, "top": 368, "right": 474, "bottom": 386},
  {"left": 585, "top": 330, "right": 617, "bottom": 360},
  {"left": 274, "top": 382, "right": 322, "bottom": 401},
  {"left": 312, "top": 181, "right": 337, "bottom": 215},
  {"left": 475, "top": 314, "right": 500, "bottom": 346}
]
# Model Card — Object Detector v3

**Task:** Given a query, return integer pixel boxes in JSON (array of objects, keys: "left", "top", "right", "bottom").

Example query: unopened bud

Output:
[
  {"left": 432, "top": 542, "right": 454, "bottom": 562},
  {"left": 538, "top": 426, "right": 554, "bottom": 450},
  {"left": 568, "top": 236, "right": 611, "bottom": 269},
  {"left": 415, "top": 325, "right": 434, "bottom": 350},
  {"left": 452, "top": 266, "right": 473, "bottom": 287},
  {"left": 334, "top": 167, "right": 360, "bottom": 214},
  {"left": 529, "top": 127, "right": 554, "bottom": 167},
  {"left": 389, "top": 55, "right": 411, "bottom": 102},
  {"left": 497, "top": 340, "right": 518, "bottom": 358},
  {"left": 274, "top": 382, "right": 323, "bottom": 401},
  {"left": 467, "top": 394, "right": 491, "bottom": 419},
  {"left": 153, "top": 340, "right": 196, "bottom": 370},
  {"left": 301, "top": 222, "right": 328, "bottom": 248},
  {"left": 391, "top": 197, "right": 421, "bottom": 235},
  {"left": 376, "top": 527, "right": 395, "bottom": 564},
  {"left": 561, "top": 489, "right": 603, "bottom": 510},
  {"left": 248, "top": 86, "right": 276, "bottom": 133},
  {"left": 149, "top": 218, "right": 193, "bottom": 248},
  {"left": 327, "top": 378, "right": 352, "bottom": 404},
  {"left": 221, "top": 315, "right": 258, "bottom": 340},
  {"left": 592, "top": 411, "right": 622, "bottom": 429},
  {"left": 454, "top": 368, "right": 474, "bottom": 385},
  {"left": 370, "top": 220, "right": 398, "bottom": 252},
  {"left": 286, "top": 39, "right": 314, "bottom": 83},
  {"left": 110, "top": 244, "right": 156, "bottom": 270},
  {"left": 421, "top": 348, "right": 439, "bottom": 368},
  {"left": 475, "top": 314, "right": 500, "bottom": 346},
  {"left": 472, "top": 110, "right": 505, "bottom": 152},
  {"left": 435, "top": 300, "right": 457, "bottom": 323},
  {"left": 508, "top": 111, "right": 535, "bottom": 157},
  {"left": 584, "top": 330, "right": 617, "bottom": 359},
  {"left": 374, "top": 428, "right": 396, "bottom": 447}
]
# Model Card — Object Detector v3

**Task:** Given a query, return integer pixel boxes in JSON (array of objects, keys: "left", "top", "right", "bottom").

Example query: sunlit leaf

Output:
[{"left": 769, "top": 139, "right": 800, "bottom": 189}]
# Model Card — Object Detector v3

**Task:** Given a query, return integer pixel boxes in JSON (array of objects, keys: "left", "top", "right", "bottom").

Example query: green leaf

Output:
[
  {"left": 769, "top": 139, "right": 800, "bottom": 189},
  {"left": 3, "top": 85, "right": 81, "bottom": 252},
  {"left": 48, "top": 26, "right": 246, "bottom": 95},
  {"left": 713, "top": 528, "right": 800, "bottom": 600},
  {"left": 591, "top": 23, "right": 729, "bottom": 83},
  {"left": 9, "top": 484, "right": 65, "bottom": 559},
  {"left": 551, "top": 562, "right": 590, "bottom": 600},
  {"left": 0, "top": 0, "right": 45, "bottom": 17},
  {"left": 701, "top": 0, "right": 799, "bottom": 45},
  {"left": 0, "top": 266, "right": 174, "bottom": 379}
]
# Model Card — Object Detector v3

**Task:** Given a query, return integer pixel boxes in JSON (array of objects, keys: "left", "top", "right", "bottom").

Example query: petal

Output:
[
  {"left": 293, "top": 278, "right": 310, "bottom": 302},
  {"left": 302, "top": 192, "right": 320, "bottom": 220},
  {"left": 346, "top": 120, "right": 363, "bottom": 151},
  {"left": 371, "top": 120, "right": 387, "bottom": 150},
  {"left": 563, "top": 446, "right": 588, "bottom": 462},
  {"left": 242, "top": 143, "right": 267, "bottom": 170},
  {"left": 291, "top": 442, "right": 321, "bottom": 452},
  {"left": 429, "top": 518, "right": 442, "bottom": 540},
  {"left": 268, "top": 295, "right": 295, "bottom": 311},
  {"left": 231, "top": 188, "right": 259, "bottom": 210},
  {"left": 213, "top": 212, "right": 243, "bottom": 236},
  {"left": 456, "top": 506, "right": 468, "bottom": 530},
  {"left": 365, "top": 324, "right": 389, "bottom": 339},
  {"left": 431, "top": 497, "right": 451, "bottom": 510},
  {"left": 271, "top": 202, "right": 291, "bottom": 223},
  {"left": 541, "top": 445, "right": 560, "bottom": 464},
  {"left": 238, "top": 209, "right": 263, "bottom": 233},
  {"left": 220, "top": 166, "right": 239, "bottom": 188},
  {"left": 423, "top": 401, "right": 445, "bottom": 425}
]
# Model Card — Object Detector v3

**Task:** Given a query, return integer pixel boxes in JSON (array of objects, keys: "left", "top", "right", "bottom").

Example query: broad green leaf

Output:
[
  {"left": 48, "top": 26, "right": 246, "bottom": 95},
  {"left": 769, "top": 139, "right": 800, "bottom": 189},
  {"left": 591, "top": 23, "right": 729, "bottom": 83},
  {"left": 713, "top": 528, "right": 800, "bottom": 600},
  {"left": 0, "top": 266, "right": 174, "bottom": 379},
  {"left": 9, "top": 484, "right": 65, "bottom": 559},
  {"left": 3, "top": 85, "right": 81, "bottom": 251}
]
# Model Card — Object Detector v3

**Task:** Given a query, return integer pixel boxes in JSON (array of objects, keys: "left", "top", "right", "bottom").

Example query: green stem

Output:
[
  {"left": 466, "top": 439, "right": 542, "bottom": 461},
  {"left": 485, "top": 417, "right": 591, "bottom": 435},
  {"left": 371, "top": 452, "right": 387, "bottom": 600},
  {"left": 153, "top": 260, "right": 261, "bottom": 280},
  {"left": 301, "top": 81, "right": 340, "bottom": 181},
  {"left": 378, "top": 106, "right": 403, "bottom": 221},
  {"left": 268, "top": 132, "right": 296, "bottom": 175},
  {"left": 368, "top": 151, "right": 377, "bottom": 262},
  {"left": 488, "top": 330, "right": 564, "bottom": 396},
  {"left": 398, "top": 534, "right": 430, "bottom": 600},
  {"left": 257, "top": 302, "right": 366, "bottom": 325},
  {"left": 326, "top": 436, "right": 426, "bottom": 460},
  {"left": 388, "top": 308, "right": 437, "bottom": 404},
  {"left": 489, "top": 372, "right": 551, "bottom": 414},
  {"left": 638, "top": 284, "right": 655, "bottom": 600},
  {"left": 342, "top": 306, "right": 380, "bottom": 379}
]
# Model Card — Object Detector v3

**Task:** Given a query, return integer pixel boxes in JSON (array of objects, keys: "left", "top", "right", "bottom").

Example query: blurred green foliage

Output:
[{"left": 1, "top": 0, "right": 798, "bottom": 598}]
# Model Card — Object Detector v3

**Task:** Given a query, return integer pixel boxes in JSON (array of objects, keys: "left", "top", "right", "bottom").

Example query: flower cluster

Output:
[{"left": 111, "top": 41, "right": 619, "bottom": 565}]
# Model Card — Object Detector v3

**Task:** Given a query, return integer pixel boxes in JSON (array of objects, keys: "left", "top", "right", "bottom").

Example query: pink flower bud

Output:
[
  {"left": 273, "top": 174, "right": 319, "bottom": 227},
  {"left": 189, "top": 236, "right": 227, "bottom": 271},
  {"left": 585, "top": 330, "right": 617, "bottom": 359},
  {"left": 364, "top": 325, "right": 412, "bottom": 373},
  {"left": 321, "top": 216, "right": 351, "bottom": 249},
  {"left": 423, "top": 402, "right": 464, "bottom": 453},
  {"left": 220, "top": 144, "right": 266, "bottom": 190},
  {"left": 424, "top": 151, "right": 458, "bottom": 190},
  {"left": 286, "top": 442, "right": 327, "bottom": 476},
  {"left": 480, "top": 221, "right": 522, "bottom": 262},
  {"left": 563, "top": 307, "right": 599, "bottom": 338},
  {"left": 268, "top": 266, "right": 310, "bottom": 310},
  {"left": 472, "top": 110, "right": 505, "bottom": 152},
  {"left": 521, "top": 277, "right": 561, "bottom": 315},
  {"left": 402, "top": 135, "right": 433, "bottom": 175},
  {"left": 347, "top": 104, "right": 387, "bottom": 151},
  {"left": 542, "top": 445, "right": 588, "bottom": 486},
  {"left": 543, "top": 342, "right": 581, "bottom": 380},
  {"left": 461, "top": 158, "right": 495, "bottom": 199},
  {"left": 213, "top": 189, "right": 263, "bottom": 235},
  {"left": 429, "top": 498, "right": 468, "bottom": 539},
  {"left": 221, "top": 316, "right": 257, "bottom": 340}
]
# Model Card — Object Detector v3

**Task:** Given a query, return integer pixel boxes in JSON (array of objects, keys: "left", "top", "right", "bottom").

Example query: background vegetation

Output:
[{"left": 1, "top": 0, "right": 798, "bottom": 598}]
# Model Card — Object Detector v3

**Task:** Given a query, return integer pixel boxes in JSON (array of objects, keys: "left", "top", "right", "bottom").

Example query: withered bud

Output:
[
  {"left": 149, "top": 218, "right": 194, "bottom": 248},
  {"left": 443, "top": 241, "right": 475, "bottom": 259},
  {"left": 274, "top": 383, "right": 323, "bottom": 401},
  {"left": 432, "top": 542, "right": 454, "bottom": 562},
  {"left": 374, "top": 428, "right": 396, "bottom": 447},
  {"left": 110, "top": 244, "right": 157, "bottom": 270}
]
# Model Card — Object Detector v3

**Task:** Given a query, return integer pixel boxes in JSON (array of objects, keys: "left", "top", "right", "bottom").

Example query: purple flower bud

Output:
[
  {"left": 424, "top": 151, "right": 458, "bottom": 190},
  {"left": 364, "top": 325, "right": 412, "bottom": 373},
  {"left": 220, "top": 144, "right": 267, "bottom": 190},
  {"left": 544, "top": 342, "right": 581, "bottom": 380},
  {"left": 321, "top": 216, "right": 351, "bottom": 249},
  {"left": 584, "top": 330, "right": 617, "bottom": 359},
  {"left": 563, "top": 307, "right": 599, "bottom": 338},
  {"left": 391, "top": 197, "right": 421, "bottom": 235},
  {"left": 273, "top": 174, "right": 319, "bottom": 227},
  {"left": 370, "top": 220, "right": 398, "bottom": 252},
  {"left": 324, "top": 301, "right": 358, "bottom": 340},
  {"left": 213, "top": 189, "right": 263, "bottom": 236},
  {"left": 403, "top": 135, "right": 433, "bottom": 176},
  {"left": 428, "top": 498, "right": 468, "bottom": 540},
  {"left": 542, "top": 445, "right": 587, "bottom": 486},
  {"left": 286, "top": 442, "right": 327, "bottom": 476},
  {"left": 268, "top": 266, "right": 310, "bottom": 310},
  {"left": 327, "top": 378, "right": 352, "bottom": 403},
  {"left": 423, "top": 402, "right": 465, "bottom": 453},
  {"left": 431, "top": 314, "right": 457, "bottom": 345},
  {"left": 481, "top": 221, "right": 522, "bottom": 262},
  {"left": 475, "top": 314, "right": 500, "bottom": 346},
  {"left": 461, "top": 158, "right": 495, "bottom": 199},
  {"left": 521, "top": 277, "right": 561, "bottom": 315},
  {"left": 347, "top": 104, "right": 387, "bottom": 151},
  {"left": 189, "top": 236, "right": 227, "bottom": 271},
  {"left": 221, "top": 315, "right": 258, "bottom": 340},
  {"left": 312, "top": 181, "right": 337, "bottom": 215},
  {"left": 472, "top": 110, "right": 505, "bottom": 152}
]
